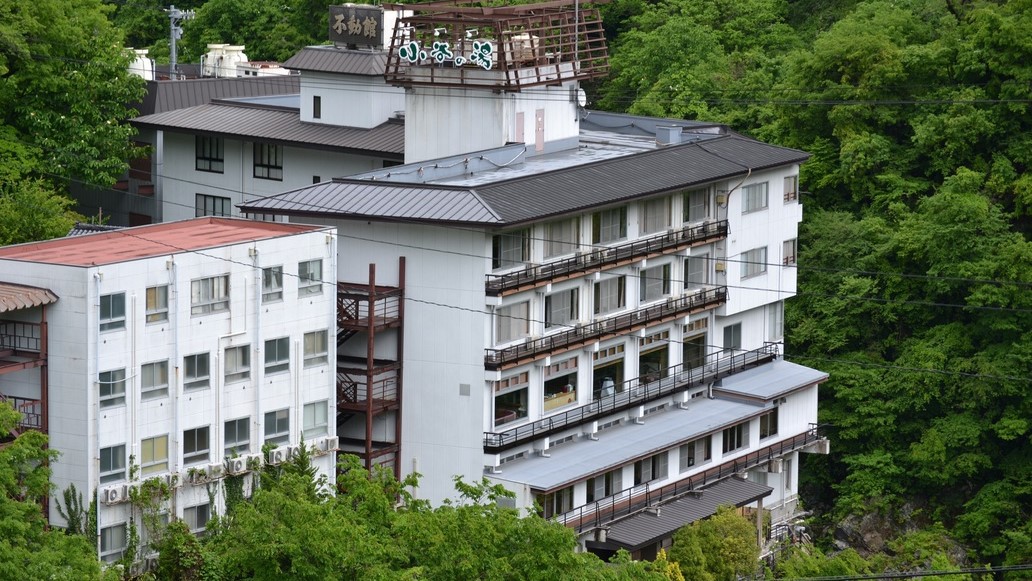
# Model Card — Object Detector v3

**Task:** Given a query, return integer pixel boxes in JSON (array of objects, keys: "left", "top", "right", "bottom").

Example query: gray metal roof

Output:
[
  {"left": 131, "top": 101, "right": 404, "bottom": 156},
  {"left": 67, "top": 222, "right": 124, "bottom": 237},
  {"left": 605, "top": 477, "right": 773, "bottom": 551},
  {"left": 282, "top": 46, "right": 388, "bottom": 76},
  {"left": 713, "top": 359, "right": 829, "bottom": 403},
  {"left": 135, "top": 75, "right": 300, "bottom": 116},
  {"left": 239, "top": 133, "right": 808, "bottom": 225}
]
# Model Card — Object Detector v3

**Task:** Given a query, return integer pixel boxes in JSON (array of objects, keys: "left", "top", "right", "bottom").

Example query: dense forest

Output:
[{"left": 1, "top": 0, "right": 1030, "bottom": 576}]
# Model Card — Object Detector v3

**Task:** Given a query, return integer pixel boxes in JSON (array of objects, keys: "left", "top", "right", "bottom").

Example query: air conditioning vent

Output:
[
  {"left": 102, "top": 484, "right": 129, "bottom": 505},
  {"left": 268, "top": 448, "right": 287, "bottom": 465},
  {"left": 226, "top": 457, "right": 248, "bottom": 475}
]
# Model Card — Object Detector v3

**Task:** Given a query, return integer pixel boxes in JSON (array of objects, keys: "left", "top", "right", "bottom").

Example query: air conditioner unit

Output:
[
  {"left": 320, "top": 436, "right": 339, "bottom": 453},
  {"left": 227, "top": 457, "right": 248, "bottom": 474},
  {"left": 144, "top": 556, "right": 159, "bottom": 572},
  {"left": 268, "top": 448, "right": 287, "bottom": 465},
  {"left": 767, "top": 458, "right": 784, "bottom": 473},
  {"left": 102, "top": 485, "right": 127, "bottom": 505},
  {"left": 714, "top": 262, "right": 726, "bottom": 273},
  {"left": 206, "top": 463, "right": 224, "bottom": 479}
]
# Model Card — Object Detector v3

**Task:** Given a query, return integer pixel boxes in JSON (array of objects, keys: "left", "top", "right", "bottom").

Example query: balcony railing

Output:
[
  {"left": 0, "top": 320, "right": 42, "bottom": 353},
  {"left": 486, "top": 220, "right": 729, "bottom": 296},
  {"left": 0, "top": 394, "right": 44, "bottom": 433},
  {"left": 336, "top": 369, "right": 399, "bottom": 409},
  {"left": 553, "top": 425, "right": 825, "bottom": 531},
  {"left": 485, "top": 286, "right": 727, "bottom": 371},
  {"left": 483, "top": 344, "right": 778, "bottom": 453},
  {"left": 337, "top": 282, "right": 403, "bottom": 330}
]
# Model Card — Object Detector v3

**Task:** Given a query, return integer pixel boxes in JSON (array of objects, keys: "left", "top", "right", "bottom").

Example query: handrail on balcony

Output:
[
  {"left": 0, "top": 320, "right": 43, "bottom": 353},
  {"left": 486, "top": 219, "right": 729, "bottom": 296},
  {"left": 483, "top": 343, "right": 778, "bottom": 452},
  {"left": 485, "top": 286, "right": 727, "bottom": 370},
  {"left": 552, "top": 425, "right": 824, "bottom": 530}
]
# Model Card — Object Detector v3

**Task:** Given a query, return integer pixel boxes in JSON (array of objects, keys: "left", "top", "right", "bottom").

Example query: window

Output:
[
  {"left": 265, "top": 409, "right": 290, "bottom": 446},
  {"left": 184, "top": 503, "right": 211, "bottom": 535},
  {"left": 634, "top": 451, "right": 668, "bottom": 485},
  {"left": 303, "top": 330, "right": 328, "bottom": 367},
  {"left": 543, "top": 359, "right": 577, "bottom": 412},
  {"left": 538, "top": 486, "right": 573, "bottom": 518},
  {"left": 684, "top": 188, "right": 709, "bottom": 223},
  {"left": 492, "top": 229, "right": 530, "bottom": 270},
  {"left": 145, "top": 285, "right": 168, "bottom": 323},
  {"left": 586, "top": 468, "right": 622, "bottom": 503},
  {"left": 684, "top": 255, "right": 708, "bottom": 289},
  {"left": 544, "top": 288, "right": 578, "bottom": 329},
  {"left": 723, "top": 323, "right": 741, "bottom": 353},
  {"left": 298, "top": 259, "right": 322, "bottom": 296},
  {"left": 742, "top": 182, "right": 769, "bottom": 213},
  {"left": 100, "top": 444, "right": 126, "bottom": 483},
  {"left": 494, "top": 387, "right": 528, "bottom": 427},
  {"left": 313, "top": 95, "right": 322, "bottom": 119},
  {"left": 183, "top": 426, "right": 210, "bottom": 465},
  {"left": 544, "top": 218, "right": 579, "bottom": 258},
  {"left": 190, "top": 275, "right": 229, "bottom": 315},
  {"left": 184, "top": 352, "right": 210, "bottom": 390},
  {"left": 141, "top": 360, "right": 169, "bottom": 400},
  {"left": 225, "top": 417, "right": 250, "bottom": 456},
  {"left": 224, "top": 345, "right": 250, "bottom": 383},
  {"left": 639, "top": 264, "right": 671, "bottom": 303},
  {"left": 253, "top": 142, "right": 283, "bottom": 180},
  {"left": 784, "top": 175, "right": 798, "bottom": 202},
  {"left": 722, "top": 422, "right": 748, "bottom": 453},
  {"left": 679, "top": 435, "right": 712, "bottom": 472},
  {"left": 741, "top": 247, "right": 767, "bottom": 278},
  {"left": 195, "top": 136, "right": 224, "bottom": 173},
  {"left": 141, "top": 434, "right": 169, "bottom": 475},
  {"left": 303, "top": 401, "right": 329, "bottom": 438},
  {"left": 760, "top": 407, "right": 779, "bottom": 439},
  {"left": 768, "top": 301, "right": 784, "bottom": 342},
  {"left": 141, "top": 512, "right": 169, "bottom": 556},
  {"left": 100, "top": 523, "right": 127, "bottom": 563},
  {"left": 592, "top": 206, "right": 627, "bottom": 243},
  {"left": 783, "top": 238, "right": 797, "bottom": 265},
  {"left": 641, "top": 197, "right": 670, "bottom": 234},
  {"left": 594, "top": 276, "right": 626, "bottom": 315},
  {"left": 262, "top": 266, "right": 283, "bottom": 302},
  {"left": 264, "top": 337, "right": 289, "bottom": 374},
  {"left": 495, "top": 301, "right": 529, "bottom": 344},
  {"left": 195, "top": 193, "right": 231, "bottom": 217},
  {"left": 99, "top": 292, "right": 125, "bottom": 332},
  {"left": 99, "top": 369, "right": 126, "bottom": 408}
]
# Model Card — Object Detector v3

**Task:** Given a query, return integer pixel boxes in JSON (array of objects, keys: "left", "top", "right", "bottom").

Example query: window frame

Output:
[
  {"left": 760, "top": 407, "right": 779, "bottom": 439},
  {"left": 183, "top": 425, "right": 210, "bottom": 465},
  {"left": 678, "top": 435, "right": 712, "bottom": 472},
  {"left": 495, "top": 301, "right": 530, "bottom": 344},
  {"left": 544, "top": 218, "right": 579, "bottom": 259},
  {"left": 184, "top": 352, "right": 210, "bottom": 390},
  {"left": 100, "top": 523, "right": 127, "bottom": 563},
  {"left": 98, "top": 368, "right": 126, "bottom": 408},
  {"left": 722, "top": 323, "right": 742, "bottom": 353},
  {"left": 262, "top": 266, "right": 283, "bottom": 302},
  {"left": 303, "top": 400, "right": 329, "bottom": 438},
  {"left": 544, "top": 288, "right": 578, "bottom": 329},
  {"left": 592, "top": 206, "right": 628, "bottom": 244},
  {"left": 264, "top": 408, "right": 290, "bottom": 446},
  {"left": 313, "top": 95, "right": 322, "bottom": 119},
  {"left": 141, "top": 360, "right": 169, "bottom": 400},
  {"left": 593, "top": 276, "right": 626, "bottom": 315},
  {"left": 224, "top": 417, "right": 250, "bottom": 456},
  {"left": 184, "top": 503, "right": 211, "bottom": 535},
  {"left": 99, "top": 444, "right": 126, "bottom": 484},
  {"left": 639, "top": 263, "right": 671, "bottom": 303},
  {"left": 742, "top": 182, "right": 769, "bottom": 213},
  {"left": 722, "top": 421, "right": 748, "bottom": 454},
  {"left": 640, "top": 196, "right": 671, "bottom": 235},
  {"left": 684, "top": 188, "right": 709, "bottom": 223},
  {"left": 145, "top": 285, "right": 169, "bottom": 323},
  {"left": 783, "top": 238, "right": 797, "bottom": 265},
  {"left": 633, "top": 451, "right": 668, "bottom": 485},
  {"left": 303, "top": 330, "right": 328, "bottom": 367},
  {"left": 298, "top": 259, "right": 323, "bottom": 296},
  {"left": 741, "top": 247, "right": 768, "bottom": 279},
  {"left": 684, "top": 255, "right": 708, "bottom": 289},
  {"left": 491, "top": 229, "right": 530, "bottom": 270},
  {"left": 253, "top": 142, "right": 283, "bottom": 181},
  {"left": 99, "top": 292, "right": 126, "bottom": 332},
  {"left": 190, "top": 275, "right": 230, "bottom": 316},
  {"left": 224, "top": 345, "right": 251, "bottom": 384},
  {"left": 194, "top": 193, "right": 231, "bottom": 217},
  {"left": 140, "top": 434, "right": 169, "bottom": 475},
  {"left": 264, "top": 337, "right": 290, "bottom": 374},
  {"left": 195, "top": 135, "right": 224, "bottom": 173},
  {"left": 586, "top": 468, "right": 622, "bottom": 503},
  {"left": 783, "top": 175, "right": 798, "bottom": 202}
]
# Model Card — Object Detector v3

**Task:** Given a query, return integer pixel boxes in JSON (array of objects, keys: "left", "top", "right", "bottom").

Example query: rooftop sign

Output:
[{"left": 329, "top": 5, "right": 383, "bottom": 48}]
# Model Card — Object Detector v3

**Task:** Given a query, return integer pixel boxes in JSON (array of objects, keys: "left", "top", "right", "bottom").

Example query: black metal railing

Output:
[
  {"left": 554, "top": 425, "right": 824, "bottom": 531},
  {"left": 486, "top": 220, "right": 728, "bottom": 296},
  {"left": 483, "top": 344, "right": 778, "bottom": 453},
  {"left": 0, "top": 320, "right": 42, "bottom": 353},
  {"left": 485, "top": 286, "right": 727, "bottom": 370}
]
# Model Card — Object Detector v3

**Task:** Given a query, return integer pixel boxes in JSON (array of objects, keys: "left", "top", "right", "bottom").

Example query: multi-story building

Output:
[
  {"left": 237, "top": 0, "right": 829, "bottom": 557},
  {"left": 0, "top": 217, "right": 338, "bottom": 562}
]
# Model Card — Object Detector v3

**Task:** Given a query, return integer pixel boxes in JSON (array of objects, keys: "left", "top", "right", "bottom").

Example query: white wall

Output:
[{"left": 300, "top": 72, "right": 405, "bottom": 129}]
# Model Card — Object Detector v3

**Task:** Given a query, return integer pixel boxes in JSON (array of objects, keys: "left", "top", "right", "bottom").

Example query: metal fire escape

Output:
[{"left": 335, "top": 258, "right": 405, "bottom": 479}]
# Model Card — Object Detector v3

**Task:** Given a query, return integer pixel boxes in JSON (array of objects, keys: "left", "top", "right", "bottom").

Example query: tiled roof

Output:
[
  {"left": 239, "top": 134, "right": 808, "bottom": 225},
  {"left": 0, "top": 283, "right": 58, "bottom": 313},
  {"left": 131, "top": 101, "right": 404, "bottom": 156},
  {"left": 0, "top": 218, "right": 327, "bottom": 267},
  {"left": 67, "top": 222, "right": 124, "bottom": 237},
  {"left": 282, "top": 47, "right": 388, "bottom": 75}
]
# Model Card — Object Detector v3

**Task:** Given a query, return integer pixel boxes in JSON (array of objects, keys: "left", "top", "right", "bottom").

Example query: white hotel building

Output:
[{"left": 0, "top": 218, "right": 337, "bottom": 562}]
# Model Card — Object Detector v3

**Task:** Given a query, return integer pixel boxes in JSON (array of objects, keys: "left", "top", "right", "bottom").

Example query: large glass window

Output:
[
  {"left": 184, "top": 352, "right": 210, "bottom": 390},
  {"left": 639, "top": 264, "right": 671, "bottom": 303},
  {"left": 99, "top": 369, "right": 126, "bottom": 408},
  {"left": 495, "top": 301, "right": 529, "bottom": 344},
  {"left": 634, "top": 451, "right": 668, "bottom": 485},
  {"left": 592, "top": 344, "right": 624, "bottom": 400},
  {"left": 639, "top": 345, "right": 669, "bottom": 384},
  {"left": 253, "top": 142, "right": 283, "bottom": 180},
  {"left": 225, "top": 417, "right": 250, "bottom": 456},
  {"left": 145, "top": 285, "right": 168, "bottom": 323},
  {"left": 682, "top": 333, "right": 706, "bottom": 370},
  {"left": 760, "top": 407, "right": 779, "bottom": 439},
  {"left": 593, "top": 276, "right": 626, "bottom": 315},
  {"left": 195, "top": 136, "right": 224, "bottom": 173},
  {"left": 224, "top": 345, "right": 250, "bottom": 383},
  {"left": 303, "top": 400, "right": 329, "bottom": 438},
  {"left": 543, "top": 359, "right": 577, "bottom": 412},
  {"left": 100, "top": 523, "right": 127, "bottom": 563},
  {"left": 140, "top": 434, "right": 169, "bottom": 475},
  {"left": 100, "top": 444, "right": 126, "bottom": 483},
  {"left": 99, "top": 293, "right": 125, "bottom": 332},
  {"left": 723, "top": 323, "right": 741, "bottom": 353},
  {"left": 742, "top": 182, "right": 769, "bottom": 213},
  {"left": 195, "top": 193, "right": 230, "bottom": 217},
  {"left": 494, "top": 377, "right": 528, "bottom": 428},
  {"left": 684, "top": 188, "right": 709, "bottom": 223},
  {"left": 641, "top": 197, "right": 671, "bottom": 234},
  {"left": 741, "top": 247, "right": 768, "bottom": 278},
  {"left": 264, "top": 409, "right": 290, "bottom": 446},
  {"left": 783, "top": 175, "right": 798, "bottom": 202},
  {"left": 586, "top": 468, "right": 623, "bottom": 503},
  {"left": 538, "top": 486, "right": 573, "bottom": 518},
  {"left": 592, "top": 207, "right": 627, "bottom": 244},
  {"left": 184, "top": 503, "right": 211, "bottom": 535},
  {"left": 544, "top": 288, "right": 578, "bottom": 329},
  {"left": 262, "top": 266, "right": 283, "bottom": 302},
  {"left": 722, "top": 421, "right": 748, "bottom": 454},
  {"left": 141, "top": 360, "right": 169, "bottom": 400},
  {"left": 684, "top": 255, "right": 708, "bottom": 290},
  {"left": 783, "top": 238, "right": 797, "bottom": 265},
  {"left": 544, "top": 218, "right": 578, "bottom": 258},
  {"left": 264, "top": 337, "right": 290, "bottom": 374},
  {"left": 298, "top": 260, "right": 322, "bottom": 296},
  {"left": 303, "top": 330, "right": 328, "bottom": 367},
  {"left": 679, "top": 435, "right": 712, "bottom": 472},
  {"left": 191, "top": 275, "right": 229, "bottom": 315},
  {"left": 183, "top": 426, "right": 210, "bottom": 465},
  {"left": 492, "top": 229, "right": 530, "bottom": 270},
  {"left": 768, "top": 301, "right": 784, "bottom": 342}
]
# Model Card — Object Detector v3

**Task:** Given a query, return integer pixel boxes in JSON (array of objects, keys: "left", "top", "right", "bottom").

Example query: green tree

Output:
[{"left": 668, "top": 506, "right": 758, "bottom": 581}]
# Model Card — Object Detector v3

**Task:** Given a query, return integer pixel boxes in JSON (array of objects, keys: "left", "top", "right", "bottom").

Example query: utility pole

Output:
[{"left": 166, "top": 5, "right": 196, "bottom": 80}]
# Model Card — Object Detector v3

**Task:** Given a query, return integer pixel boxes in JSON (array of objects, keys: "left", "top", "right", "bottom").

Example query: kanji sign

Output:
[{"left": 329, "top": 5, "right": 382, "bottom": 47}]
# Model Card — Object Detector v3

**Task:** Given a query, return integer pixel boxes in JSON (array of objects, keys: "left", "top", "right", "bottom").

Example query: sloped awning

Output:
[
  {"left": 597, "top": 477, "right": 773, "bottom": 552},
  {"left": 0, "top": 283, "right": 58, "bottom": 314}
]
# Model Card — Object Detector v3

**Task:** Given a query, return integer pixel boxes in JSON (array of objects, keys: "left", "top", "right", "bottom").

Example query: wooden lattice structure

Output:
[{"left": 384, "top": 0, "right": 609, "bottom": 90}]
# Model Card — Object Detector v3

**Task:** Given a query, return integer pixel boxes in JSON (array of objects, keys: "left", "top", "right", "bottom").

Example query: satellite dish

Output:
[{"left": 577, "top": 88, "right": 588, "bottom": 107}]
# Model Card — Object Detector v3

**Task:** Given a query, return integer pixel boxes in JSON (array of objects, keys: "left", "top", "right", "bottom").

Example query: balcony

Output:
[
  {"left": 485, "top": 286, "right": 727, "bottom": 371},
  {"left": 0, "top": 320, "right": 47, "bottom": 374},
  {"left": 336, "top": 356, "right": 400, "bottom": 413},
  {"left": 0, "top": 394, "right": 44, "bottom": 435},
  {"left": 487, "top": 220, "right": 728, "bottom": 297},
  {"left": 337, "top": 282, "right": 403, "bottom": 333},
  {"left": 553, "top": 425, "right": 825, "bottom": 530},
  {"left": 483, "top": 344, "right": 778, "bottom": 453}
]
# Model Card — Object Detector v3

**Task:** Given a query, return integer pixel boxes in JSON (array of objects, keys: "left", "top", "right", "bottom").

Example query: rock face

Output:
[{"left": 832, "top": 503, "right": 924, "bottom": 556}]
